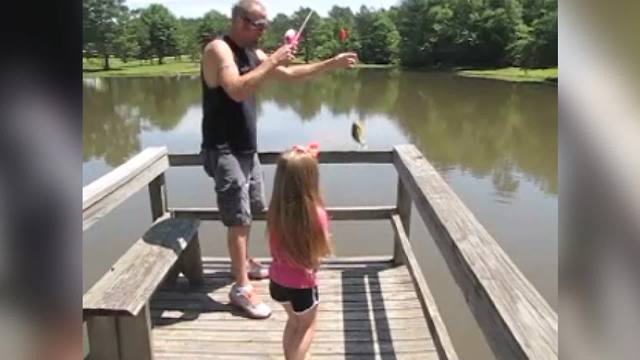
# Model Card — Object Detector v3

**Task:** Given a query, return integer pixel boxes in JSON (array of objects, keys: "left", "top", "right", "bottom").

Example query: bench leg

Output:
[
  {"left": 87, "top": 316, "right": 120, "bottom": 360},
  {"left": 180, "top": 232, "right": 204, "bottom": 286},
  {"left": 117, "top": 302, "right": 154, "bottom": 360},
  {"left": 163, "top": 263, "right": 180, "bottom": 287}
]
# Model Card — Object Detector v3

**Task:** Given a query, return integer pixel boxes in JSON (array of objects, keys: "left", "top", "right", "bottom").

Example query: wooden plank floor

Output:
[{"left": 151, "top": 257, "right": 440, "bottom": 359}]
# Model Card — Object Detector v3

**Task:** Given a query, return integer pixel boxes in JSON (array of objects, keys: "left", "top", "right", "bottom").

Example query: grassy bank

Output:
[
  {"left": 84, "top": 57, "right": 554, "bottom": 82},
  {"left": 83, "top": 57, "right": 199, "bottom": 77},
  {"left": 457, "top": 67, "right": 558, "bottom": 83},
  {"left": 356, "top": 64, "right": 397, "bottom": 69},
  {"left": 84, "top": 56, "right": 397, "bottom": 77}
]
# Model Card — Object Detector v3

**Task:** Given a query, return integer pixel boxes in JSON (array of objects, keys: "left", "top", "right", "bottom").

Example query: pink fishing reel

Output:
[
  {"left": 284, "top": 29, "right": 296, "bottom": 44},
  {"left": 283, "top": 28, "right": 303, "bottom": 48}
]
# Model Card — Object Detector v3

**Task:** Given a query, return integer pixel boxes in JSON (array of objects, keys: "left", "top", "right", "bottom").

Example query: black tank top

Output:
[{"left": 201, "top": 35, "right": 260, "bottom": 153}]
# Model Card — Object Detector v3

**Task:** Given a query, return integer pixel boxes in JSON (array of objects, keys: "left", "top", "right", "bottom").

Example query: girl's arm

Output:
[{"left": 318, "top": 206, "right": 332, "bottom": 253}]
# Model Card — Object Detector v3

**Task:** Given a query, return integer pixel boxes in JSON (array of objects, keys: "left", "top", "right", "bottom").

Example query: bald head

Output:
[
  {"left": 231, "top": 0, "right": 265, "bottom": 21},
  {"left": 229, "top": 0, "right": 267, "bottom": 47}
]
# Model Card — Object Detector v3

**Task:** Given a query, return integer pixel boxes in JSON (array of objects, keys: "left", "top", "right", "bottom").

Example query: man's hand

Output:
[
  {"left": 331, "top": 52, "right": 359, "bottom": 69},
  {"left": 269, "top": 44, "right": 296, "bottom": 67},
  {"left": 204, "top": 39, "right": 290, "bottom": 102}
]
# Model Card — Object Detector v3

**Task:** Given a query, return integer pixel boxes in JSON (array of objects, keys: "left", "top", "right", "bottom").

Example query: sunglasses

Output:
[{"left": 242, "top": 16, "right": 268, "bottom": 30}]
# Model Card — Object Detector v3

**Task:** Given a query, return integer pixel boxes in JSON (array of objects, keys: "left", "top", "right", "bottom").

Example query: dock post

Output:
[
  {"left": 117, "top": 303, "right": 154, "bottom": 360},
  {"left": 394, "top": 178, "right": 412, "bottom": 265},
  {"left": 87, "top": 317, "right": 120, "bottom": 360},
  {"left": 150, "top": 173, "right": 180, "bottom": 286},
  {"left": 148, "top": 173, "right": 168, "bottom": 221}
]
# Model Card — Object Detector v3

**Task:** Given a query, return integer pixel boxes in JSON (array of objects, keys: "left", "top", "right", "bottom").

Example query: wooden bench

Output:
[{"left": 83, "top": 216, "right": 202, "bottom": 360}]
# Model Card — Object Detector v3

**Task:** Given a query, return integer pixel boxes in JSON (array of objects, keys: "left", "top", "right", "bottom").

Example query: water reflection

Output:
[
  {"left": 82, "top": 70, "right": 557, "bottom": 196},
  {"left": 83, "top": 76, "right": 201, "bottom": 166},
  {"left": 259, "top": 70, "right": 557, "bottom": 196}
]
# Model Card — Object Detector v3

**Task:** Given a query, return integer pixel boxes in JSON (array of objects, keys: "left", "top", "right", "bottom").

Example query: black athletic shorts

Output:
[{"left": 269, "top": 280, "right": 319, "bottom": 313}]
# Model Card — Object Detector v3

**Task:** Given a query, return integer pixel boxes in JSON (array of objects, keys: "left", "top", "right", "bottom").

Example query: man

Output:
[{"left": 200, "top": 0, "right": 358, "bottom": 319}]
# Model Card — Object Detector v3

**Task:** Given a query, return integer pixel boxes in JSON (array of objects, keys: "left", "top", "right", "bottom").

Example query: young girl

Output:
[{"left": 268, "top": 144, "right": 331, "bottom": 360}]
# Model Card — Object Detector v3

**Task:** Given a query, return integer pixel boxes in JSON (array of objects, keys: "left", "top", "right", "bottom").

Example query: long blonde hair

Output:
[{"left": 267, "top": 148, "right": 331, "bottom": 269}]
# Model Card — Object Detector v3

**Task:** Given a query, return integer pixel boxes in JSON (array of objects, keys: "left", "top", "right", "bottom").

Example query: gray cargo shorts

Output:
[{"left": 201, "top": 149, "right": 266, "bottom": 227}]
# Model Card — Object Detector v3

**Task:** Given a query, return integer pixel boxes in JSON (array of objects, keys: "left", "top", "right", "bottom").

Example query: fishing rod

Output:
[
  {"left": 284, "top": 10, "right": 367, "bottom": 149},
  {"left": 284, "top": 9, "right": 315, "bottom": 47}
]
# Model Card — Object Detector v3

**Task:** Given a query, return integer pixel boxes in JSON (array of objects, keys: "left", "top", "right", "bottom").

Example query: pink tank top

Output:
[{"left": 269, "top": 206, "right": 329, "bottom": 288}]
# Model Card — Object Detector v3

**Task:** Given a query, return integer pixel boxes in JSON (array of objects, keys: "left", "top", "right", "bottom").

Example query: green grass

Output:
[
  {"left": 356, "top": 63, "right": 397, "bottom": 69},
  {"left": 83, "top": 56, "right": 396, "bottom": 77},
  {"left": 84, "top": 57, "right": 554, "bottom": 81},
  {"left": 83, "top": 57, "right": 199, "bottom": 77},
  {"left": 457, "top": 67, "right": 558, "bottom": 83}
]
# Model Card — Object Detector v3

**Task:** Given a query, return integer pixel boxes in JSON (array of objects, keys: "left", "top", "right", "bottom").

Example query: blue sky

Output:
[{"left": 126, "top": 0, "right": 400, "bottom": 18}]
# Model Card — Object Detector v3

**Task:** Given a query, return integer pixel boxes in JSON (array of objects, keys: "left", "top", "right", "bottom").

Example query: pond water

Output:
[{"left": 83, "top": 69, "right": 557, "bottom": 359}]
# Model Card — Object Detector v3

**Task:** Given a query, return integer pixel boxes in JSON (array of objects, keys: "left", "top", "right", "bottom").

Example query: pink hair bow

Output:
[{"left": 292, "top": 142, "right": 319, "bottom": 158}]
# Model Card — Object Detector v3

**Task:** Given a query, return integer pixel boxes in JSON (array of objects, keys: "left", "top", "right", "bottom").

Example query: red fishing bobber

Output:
[{"left": 339, "top": 28, "right": 348, "bottom": 42}]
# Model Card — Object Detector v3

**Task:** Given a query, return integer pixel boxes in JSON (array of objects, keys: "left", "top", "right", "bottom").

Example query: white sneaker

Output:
[
  {"left": 247, "top": 259, "right": 269, "bottom": 280},
  {"left": 229, "top": 284, "right": 272, "bottom": 319}
]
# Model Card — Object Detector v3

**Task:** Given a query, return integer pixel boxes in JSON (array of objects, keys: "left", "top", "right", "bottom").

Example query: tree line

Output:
[{"left": 83, "top": 0, "right": 556, "bottom": 70}]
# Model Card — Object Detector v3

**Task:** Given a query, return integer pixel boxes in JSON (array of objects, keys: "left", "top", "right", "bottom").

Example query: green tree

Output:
[
  {"left": 387, "top": 5, "right": 400, "bottom": 25},
  {"left": 508, "top": 0, "right": 556, "bottom": 67},
  {"left": 83, "top": 0, "right": 128, "bottom": 69},
  {"left": 359, "top": 11, "right": 400, "bottom": 64},
  {"left": 396, "top": 0, "right": 431, "bottom": 66},
  {"left": 84, "top": 0, "right": 556, "bottom": 69},
  {"left": 529, "top": 0, "right": 557, "bottom": 66},
  {"left": 138, "top": 4, "right": 180, "bottom": 64},
  {"left": 176, "top": 18, "right": 199, "bottom": 61},
  {"left": 424, "top": 3, "right": 458, "bottom": 65},
  {"left": 113, "top": 10, "right": 140, "bottom": 63},
  {"left": 132, "top": 12, "right": 153, "bottom": 63},
  {"left": 521, "top": 0, "right": 544, "bottom": 25},
  {"left": 328, "top": 6, "right": 358, "bottom": 53},
  {"left": 474, "top": 0, "right": 523, "bottom": 65},
  {"left": 470, "top": 8, "right": 513, "bottom": 65},
  {"left": 509, "top": 23, "right": 536, "bottom": 70},
  {"left": 197, "top": 10, "right": 230, "bottom": 50},
  {"left": 261, "top": 13, "right": 292, "bottom": 51},
  {"left": 448, "top": 0, "right": 480, "bottom": 63},
  {"left": 290, "top": 7, "right": 321, "bottom": 63},
  {"left": 307, "top": 18, "right": 338, "bottom": 60}
]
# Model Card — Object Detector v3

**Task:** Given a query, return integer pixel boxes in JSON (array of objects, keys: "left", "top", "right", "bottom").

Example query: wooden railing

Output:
[
  {"left": 392, "top": 145, "right": 557, "bottom": 360},
  {"left": 83, "top": 147, "right": 170, "bottom": 230},
  {"left": 82, "top": 144, "right": 557, "bottom": 360}
]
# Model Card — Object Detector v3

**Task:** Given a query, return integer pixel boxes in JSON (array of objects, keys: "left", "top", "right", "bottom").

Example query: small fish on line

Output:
[{"left": 351, "top": 120, "right": 366, "bottom": 148}]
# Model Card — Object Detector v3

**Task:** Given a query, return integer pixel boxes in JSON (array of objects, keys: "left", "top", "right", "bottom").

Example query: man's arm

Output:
[
  {"left": 256, "top": 50, "right": 358, "bottom": 81},
  {"left": 203, "top": 40, "right": 292, "bottom": 102}
]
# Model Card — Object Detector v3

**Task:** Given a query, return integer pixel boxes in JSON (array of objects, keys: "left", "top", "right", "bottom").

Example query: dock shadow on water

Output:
[{"left": 341, "top": 268, "right": 396, "bottom": 360}]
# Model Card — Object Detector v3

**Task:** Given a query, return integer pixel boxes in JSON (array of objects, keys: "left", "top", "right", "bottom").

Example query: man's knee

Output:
[
  {"left": 219, "top": 188, "right": 252, "bottom": 226},
  {"left": 228, "top": 224, "right": 250, "bottom": 237}
]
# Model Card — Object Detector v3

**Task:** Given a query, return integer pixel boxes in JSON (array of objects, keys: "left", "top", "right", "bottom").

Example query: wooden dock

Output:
[
  {"left": 151, "top": 257, "right": 439, "bottom": 359},
  {"left": 83, "top": 145, "right": 557, "bottom": 360}
]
